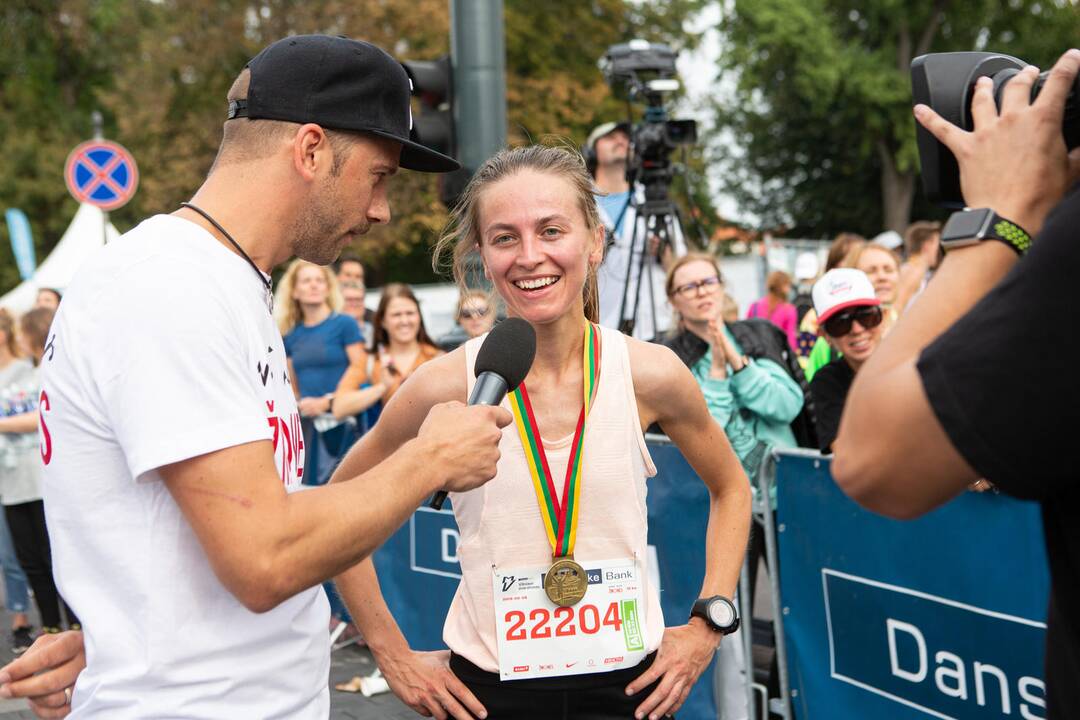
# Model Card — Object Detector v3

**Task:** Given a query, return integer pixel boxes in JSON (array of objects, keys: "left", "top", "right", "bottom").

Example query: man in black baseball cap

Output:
[
  {"left": 233, "top": 34, "right": 458, "bottom": 173},
  {"left": 0, "top": 35, "right": 510, "bottom": 718}
]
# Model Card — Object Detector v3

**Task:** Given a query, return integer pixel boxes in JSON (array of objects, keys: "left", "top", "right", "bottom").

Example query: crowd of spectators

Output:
[
  {"left": 0, "top": 301, "right": 79, "bottom": 654},
  {"left": 0, "top": 212, "right": 939, "bottom": 668}
]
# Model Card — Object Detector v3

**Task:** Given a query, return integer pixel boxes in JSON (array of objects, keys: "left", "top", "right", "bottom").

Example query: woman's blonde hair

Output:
[
  {"left": 664, "top": 252, "right": 725, "bottom": 333},
  {"left": 826, "top": 233, "right": 867, "bottom": 271},
  {"left": 0, "top": 309, "right": 19, "bottom": 358},
  {"left": 849, "top": 242, "right": 901, "bottom": 272},
  {"left": 274, "top": 259, "right": 342, "bottom": 336},
  {"left": 432, "top": 144, "right": 603, "bottom": 323},
  {"left": 665, "top": 252, "right": 724, "bottom": 298},
  {"left": 456, "top": 289, "right": 491, "bottom": 320}
]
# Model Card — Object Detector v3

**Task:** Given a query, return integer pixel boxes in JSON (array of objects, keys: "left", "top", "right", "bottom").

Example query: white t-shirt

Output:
[
  {"left": 41, "top": 215, "right": 330, "bottom": 718},
  {"left": 595, "top": 184, "right": 687, "bottom": 341}
]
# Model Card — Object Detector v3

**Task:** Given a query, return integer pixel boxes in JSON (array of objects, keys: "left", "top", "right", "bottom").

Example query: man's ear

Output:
[{"left": 292, "top": 123, "right": 331, "bottom": 182}]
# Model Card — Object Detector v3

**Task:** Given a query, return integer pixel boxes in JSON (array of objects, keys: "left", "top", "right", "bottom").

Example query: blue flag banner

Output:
[
  {"left": 4, "top": 208, "right": 36, "bottom": 280},
  {"left": 371, "top": 437, "right": 721, "bottom": 720},
  {"left": 773, "top": 451, "right": 1050, "bottom": 720}
]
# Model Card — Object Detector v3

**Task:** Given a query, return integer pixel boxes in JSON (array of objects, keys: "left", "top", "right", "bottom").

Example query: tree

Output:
[
  {"left": 0, "top": 0, "right": 707, "bottom": 295},
  {"left": 0, "top": 0, "right": 143, "bottom": 294},
  {"left": 712, "top": 0, "right": 1080, "bottom": 237}
]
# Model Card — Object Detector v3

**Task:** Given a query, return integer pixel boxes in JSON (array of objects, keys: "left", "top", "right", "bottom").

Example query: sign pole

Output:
[{"left": 90, "top": 111, "right": 110, "bottom": 245}]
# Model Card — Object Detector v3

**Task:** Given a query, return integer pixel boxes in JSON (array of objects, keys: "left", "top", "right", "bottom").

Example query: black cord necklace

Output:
[{"left": 180, "top": 201, "right": 273, "bottom": 312}]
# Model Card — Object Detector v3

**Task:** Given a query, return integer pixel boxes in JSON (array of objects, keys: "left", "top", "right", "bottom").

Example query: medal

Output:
[
  {"left": 509, "top": 323, "right": 600, "bottom": 607},
  {"left": 543, "top": 556, "right": 589, "bottom": 607}
]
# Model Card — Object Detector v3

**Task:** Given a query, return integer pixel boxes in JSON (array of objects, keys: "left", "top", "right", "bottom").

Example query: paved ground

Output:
[{"left": 0, "top": 605, "right": 415, "bottom": 719}]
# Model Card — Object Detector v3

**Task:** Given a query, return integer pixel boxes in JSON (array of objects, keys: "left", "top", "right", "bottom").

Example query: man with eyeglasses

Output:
[{"left": 807, "top": 269, "right": 885, "bottom": 453}]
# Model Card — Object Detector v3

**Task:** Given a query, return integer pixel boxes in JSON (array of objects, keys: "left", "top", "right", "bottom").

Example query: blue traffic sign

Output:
[{"left": 64, "top": 139, "right": 139, "bottom": 211}]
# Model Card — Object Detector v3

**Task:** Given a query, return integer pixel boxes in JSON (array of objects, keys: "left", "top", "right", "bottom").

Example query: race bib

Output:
[{"left": 492, "top": 557, "right": 647, "bottom": 681}]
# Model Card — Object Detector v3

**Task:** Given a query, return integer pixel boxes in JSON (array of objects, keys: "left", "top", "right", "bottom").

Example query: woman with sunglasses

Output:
[
  {"left": 808, "top": 269, "right": 886, "bottom": 453},
  {"left": 437, "top": 290, "right": 497, "bottom": 351}
]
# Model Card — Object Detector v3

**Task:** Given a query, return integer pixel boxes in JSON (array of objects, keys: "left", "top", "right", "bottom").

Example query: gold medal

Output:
[{"left": 544, "top": 556, "right": 588, "bottom": 607}]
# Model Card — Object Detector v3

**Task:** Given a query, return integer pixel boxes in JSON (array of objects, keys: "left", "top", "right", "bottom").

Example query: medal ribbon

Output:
[{"left": 510, "top": 323, "right": 600, "bottom": 558}]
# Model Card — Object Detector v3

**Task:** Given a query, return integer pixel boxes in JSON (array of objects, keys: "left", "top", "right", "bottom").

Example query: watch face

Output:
[
  {"left": 943, "top": 209, "right": 991, "bottom": 243},
  {"left": 707, "top": 599, "right": 735, "bottom": 628}
]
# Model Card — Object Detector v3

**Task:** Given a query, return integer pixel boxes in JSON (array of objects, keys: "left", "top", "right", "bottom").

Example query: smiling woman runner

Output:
[{"left": 326, "top": 145, "right": 751, "bottom": 720}]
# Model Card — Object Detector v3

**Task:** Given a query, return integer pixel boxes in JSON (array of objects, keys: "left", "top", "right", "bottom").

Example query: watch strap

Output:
[{"left": 988, "top": 216, "right": 1032, "bottom": 255}]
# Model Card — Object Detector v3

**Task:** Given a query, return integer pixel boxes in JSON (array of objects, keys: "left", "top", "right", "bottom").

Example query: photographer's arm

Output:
[{"left": 833, "top": 50, "right": 1080, "bottom": 517}]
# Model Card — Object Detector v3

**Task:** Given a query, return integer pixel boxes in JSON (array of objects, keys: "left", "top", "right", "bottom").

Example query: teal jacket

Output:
[{"left": 688, "top": 327, "right": 803, "bottom": 478}]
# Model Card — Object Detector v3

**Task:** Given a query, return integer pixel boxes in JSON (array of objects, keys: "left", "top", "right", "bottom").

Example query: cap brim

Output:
[
  {"left": 367, "top": 129, "right": 461, "bottom": 173},
  {"left": 817, "top": 298, "right": 881, "bottom": 325},
  {"left": 586, "top": 122, "right": 632, "bottom": 150}
]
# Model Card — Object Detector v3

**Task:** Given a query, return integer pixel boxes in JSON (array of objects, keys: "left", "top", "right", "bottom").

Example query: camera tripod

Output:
[{"left": 606, "top": 185, "right": 687, "bottom": 340}]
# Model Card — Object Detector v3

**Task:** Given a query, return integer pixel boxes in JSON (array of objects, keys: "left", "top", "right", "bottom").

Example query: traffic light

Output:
[
  {"left": 403, "top": 55, "right": 474, "bottom": 208},
  {"left": 402, "top": 56, "right": 455, "bottom": 160}
]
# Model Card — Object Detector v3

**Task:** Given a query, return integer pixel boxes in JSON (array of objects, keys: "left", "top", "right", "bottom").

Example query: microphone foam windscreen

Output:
[{"left": 474, "top": 317, "right": 536, "bottom": 392}]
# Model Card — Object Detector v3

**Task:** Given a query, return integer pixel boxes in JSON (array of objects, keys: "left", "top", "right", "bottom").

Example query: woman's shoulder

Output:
[
  {"left": 406, "top": 346, "right": 467, "bottom": 401},
  {"left": 420, "top": 341, "right": 446, "bottom": 360},
  {"left": 328, "top": 312, "right": 361, "bottom": 330},
  {"left": 624, "top": 335, "right": 687, "bottom": 395}
]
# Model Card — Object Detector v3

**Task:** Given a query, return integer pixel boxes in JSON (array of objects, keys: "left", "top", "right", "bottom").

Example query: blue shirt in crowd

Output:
[
  {"left": 283, "top": 313, "right": 363, "bottom": 397},
  {"left": 596, "top": 190, "right": 631, "bottom": 235}
]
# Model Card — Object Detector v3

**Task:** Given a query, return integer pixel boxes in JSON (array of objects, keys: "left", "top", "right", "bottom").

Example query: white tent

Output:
[{"left": 0, "top": 203, "right": 120, "bottom": 313}]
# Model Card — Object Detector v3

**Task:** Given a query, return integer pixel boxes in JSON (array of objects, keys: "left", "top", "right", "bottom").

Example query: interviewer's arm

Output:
[
  {"left": 833, "top": 50, "right": 1080, "bottom": 517},
  {"left": 162, "top": 389, "right": 505, "bottom": 613},
  {"left": 332, "top": 355, "right": 491, "bottom": 720}
]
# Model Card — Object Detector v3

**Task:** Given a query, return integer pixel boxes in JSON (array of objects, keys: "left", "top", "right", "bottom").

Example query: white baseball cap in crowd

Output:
[
  {"left": 586, "top": 121, "right": 631, "bottom": 150},
  {"left": 812, "top": 268, "right": 880, "bottom": 324},
  {"left": 793, "top": 252, "right": 820, "bottom": 281},
  {"left": 872, "top": 230, "right": 903, "bottom": 251}
]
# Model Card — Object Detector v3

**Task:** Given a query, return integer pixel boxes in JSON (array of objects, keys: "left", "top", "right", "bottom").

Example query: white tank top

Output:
[{"left": 443, "top": 325, "right": 663, "bottom": 671}]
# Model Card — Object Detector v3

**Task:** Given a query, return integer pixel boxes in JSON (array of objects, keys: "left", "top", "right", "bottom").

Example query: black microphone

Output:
[{"left": 429, "top": 318, "right": 536, "bottom": 510}]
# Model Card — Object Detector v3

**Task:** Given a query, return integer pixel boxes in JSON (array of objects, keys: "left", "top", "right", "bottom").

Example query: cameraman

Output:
[
  {"left": 587, "top": 122, "right": 687, "bottom": 340},
  {"left": 833, "top": 49, "right": 1080, "bottom": 719}
]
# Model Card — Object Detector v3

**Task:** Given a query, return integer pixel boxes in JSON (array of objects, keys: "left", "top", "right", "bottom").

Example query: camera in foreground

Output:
[{"left": 912, "top": 51, "right": 1080, "bottom": 207}]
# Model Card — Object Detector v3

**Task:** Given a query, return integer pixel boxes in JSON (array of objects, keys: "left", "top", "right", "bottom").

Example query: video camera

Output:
[
  {"left": 912, "top": 51, "right": 1080, "bottom": 207},
  {"left": 601, "top": 40, "right": 697, "bottom": 213}
]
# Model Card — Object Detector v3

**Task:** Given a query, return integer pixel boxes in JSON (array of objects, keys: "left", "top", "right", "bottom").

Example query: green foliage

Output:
[
  {"left": 0, "top": 0, "right": 705, "bottom": 294},
  {"left": 713, "top": 0, "right": 1080, "bottom": 237}
]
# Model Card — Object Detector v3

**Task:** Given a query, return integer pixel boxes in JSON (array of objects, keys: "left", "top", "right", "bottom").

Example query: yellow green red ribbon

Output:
[{"left": 510, "top": 323, "right": 600, "bottom": 558}]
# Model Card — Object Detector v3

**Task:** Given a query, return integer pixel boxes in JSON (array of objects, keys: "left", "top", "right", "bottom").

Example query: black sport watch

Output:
[
  {"left": 690, "top": 595, "right": 740, "bottom": 635},
  {"left": 941, "top": 208, "right": 1032, "bottom": 256}
]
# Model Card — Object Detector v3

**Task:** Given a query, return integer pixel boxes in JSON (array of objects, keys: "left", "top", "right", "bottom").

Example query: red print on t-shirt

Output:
[
  {"left": 266, "top": 400, "right": 304, "bottom": 485},
  {"left": 39, "top": 390, "right": 52, "bottom": 465}
]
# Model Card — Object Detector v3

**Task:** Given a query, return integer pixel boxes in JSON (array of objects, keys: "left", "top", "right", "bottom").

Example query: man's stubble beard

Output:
[{"left": 291, "top": 182, "right": 370, "bottom": 266}]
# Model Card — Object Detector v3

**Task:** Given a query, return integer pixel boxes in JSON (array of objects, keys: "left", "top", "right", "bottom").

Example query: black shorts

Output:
[{"left": 450, "top": 651, "right": 671, "bottom": 720}]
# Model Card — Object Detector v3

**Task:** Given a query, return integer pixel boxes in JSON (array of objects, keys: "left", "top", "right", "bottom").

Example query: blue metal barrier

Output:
[
  {"left": 772, "top": 450, "right": 1050, "bottom": 720},
  {"left": 372, "top": 436, "right": 722, "bottom": 720}
]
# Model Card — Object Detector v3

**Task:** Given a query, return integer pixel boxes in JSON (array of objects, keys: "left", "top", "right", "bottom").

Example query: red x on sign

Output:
[{"left": 64, "top": 140, "right": 139, "bottom": 211}]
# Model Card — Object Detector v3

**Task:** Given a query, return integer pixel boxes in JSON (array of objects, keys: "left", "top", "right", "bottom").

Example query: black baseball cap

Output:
[{"left": 229, "top": 34, "right": 459, "bottom": 173}]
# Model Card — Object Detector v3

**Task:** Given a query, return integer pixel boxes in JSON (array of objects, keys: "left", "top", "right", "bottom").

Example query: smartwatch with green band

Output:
[{"left": 940, "top": 208, "right": 1032, "bottom": 256}]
